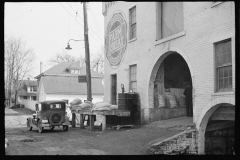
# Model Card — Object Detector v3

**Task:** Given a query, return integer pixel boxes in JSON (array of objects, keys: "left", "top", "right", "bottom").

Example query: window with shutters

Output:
[
  {"left": 129, "top": 64, "right": 137, "bottom": 92},
  {"left": 215, "top": 39, "right": 232, "bottom": 92},
  {"left": 156, "top": 2, "right": 184, "bottom": 40},
  {"left": 129, "top": 6, "right": 136, "bottom": 40}
]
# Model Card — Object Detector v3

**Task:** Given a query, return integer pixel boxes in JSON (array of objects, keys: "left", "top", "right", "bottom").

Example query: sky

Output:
[{"left": 4, "top": 2, "right": 104, "bottom": 79}]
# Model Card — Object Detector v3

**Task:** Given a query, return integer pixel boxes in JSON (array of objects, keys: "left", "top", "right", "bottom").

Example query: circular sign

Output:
[{"left": 105, "top": 11, "right": 127, "bottom": 68}]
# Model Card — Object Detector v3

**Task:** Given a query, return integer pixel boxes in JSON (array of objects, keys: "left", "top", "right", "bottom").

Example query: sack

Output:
[
  {"left": 93, "top": 102, "right": 111, "bottom": 109},
  {"left": 178, "top": 95, "right": 186, "bottom": 107},
  {"left": 84, "top": 100, "right": 94, "bottom": 106},
  {"left": 80, "top": 102, "right": 92, "bottom": 109},
  {"left": 110, "top": 105, "right": 118, "bottom": 110},
  {"left": 158, "top": 95, "right": 166, "bottom": 108},
  {"left": 167, "top": 94, "right": 178, "bottom": 108},
  {"left": 70, "top": 98, "right": 82, "bottom": 106},
  {"left": 70, "top": 104, "right": 82, "bottom": 111},
  {"left": 93, "top": 107, "right": 111, "bottom": 111}
]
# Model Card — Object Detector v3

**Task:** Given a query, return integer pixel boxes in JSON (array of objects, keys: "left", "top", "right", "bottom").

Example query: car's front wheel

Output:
[
  {"left": 27, "top": 120, "right": 32, "bottom": 131},
  {"left": 63, "top": 125, "right": 68, "bottom": 131},
  {"left": 38, "top": 121, "right": 44, "bottom": 133}
]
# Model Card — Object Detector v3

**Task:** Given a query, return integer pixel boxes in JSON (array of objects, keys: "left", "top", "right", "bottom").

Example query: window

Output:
[
  {"left": 129, "top": 64, "right": 137, "bottom": 92},
  {"left": 129, "top": 6, "right": 136, "bottom": 40},
  {"left": 50, "top": 104, "right": 62, "bottom": 109},
  {"left": 215, "top": 39, "right": 232, "bottom": 92},
  {"left": 157, "top": 2, "right": 183, "bottom": 40},
  {"left": 30, "top": 86, "right": 37, "bottom": 92},
  {"left": 23, "top": 96, "right": 27, "bottom": 99},
  {"left": 71, "top": 69, "right": 80, "bottom": 74},
  {"left": 32, "top": 96, "right": 36, "bottom": 101},
  {"left": 33, "top": 86, "right": 37, "bottom": 92}
]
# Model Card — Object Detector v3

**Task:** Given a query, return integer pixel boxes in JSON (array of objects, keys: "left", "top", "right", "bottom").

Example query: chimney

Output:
[{"left": 40, "top": 61, "right": 43, "bottom": 74}]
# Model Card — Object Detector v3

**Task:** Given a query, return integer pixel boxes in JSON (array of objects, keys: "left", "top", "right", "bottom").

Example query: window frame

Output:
[
  {"left": 215, "top": 39, "right": 232, "bottom": 92},
  {"left": 129, "top": 64, "right": 137, "bottom": 92},
  {"left": 129, "top": 6, "right": 136, "bottom": 40},
  {"left": 156, "top": 2, "right": 184, "bottom": 42}
]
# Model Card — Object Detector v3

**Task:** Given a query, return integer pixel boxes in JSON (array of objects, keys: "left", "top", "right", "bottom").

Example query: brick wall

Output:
[
  {"left": 103, "top": 2, "right": 235, "bottom": 125},
  {"left": 147, "top": 128, "right": 198, "bottom": 155}
]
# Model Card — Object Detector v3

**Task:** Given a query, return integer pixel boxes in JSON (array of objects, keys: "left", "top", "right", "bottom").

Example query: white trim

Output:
[
  {"left": 211, "top": 2, "right": 224, "bottom": 8},
  {"left": 128, "top": 38, "right": 137, "bottom": 43},
  {"left": 128, "top": 61, "right": 137, "bottom": 66},
  {"left": 155, "top": 31, "right": 186, "bottom": 46},
  {"left": 210, "top": 32, "right": 235, "bottom": 43},
  {"left": 211, "top": 91, "right": 235, "bottom": 96},
  {"left": 128, "top": 3, "right": 137, "bottom": 10}
]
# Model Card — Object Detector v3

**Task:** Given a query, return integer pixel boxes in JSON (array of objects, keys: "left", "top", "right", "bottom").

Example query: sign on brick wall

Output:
[{"left": 105, "top": 11, "right": 127, "bottom": 68}]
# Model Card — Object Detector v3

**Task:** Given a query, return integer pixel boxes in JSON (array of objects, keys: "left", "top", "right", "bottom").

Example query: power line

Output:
[
  {"left": 67, "top": 2, "right": 104, "bottom": 46},
  {"left": 5, "top": 3, "right": 42, "bottom": 25},
  {"left": 60, "top": 2, "right": 132, "bottom": 66}
]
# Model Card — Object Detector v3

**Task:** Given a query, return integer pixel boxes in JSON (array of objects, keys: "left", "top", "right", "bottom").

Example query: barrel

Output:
[
  {"left": 158, "top": 95, "right": 166, "bottom": 108},
  {"left": 178, "top": 95, "right": 186, "bottom": 107},
  {"left": 167, "top": 94, "right": 178, "bottom": 108}
]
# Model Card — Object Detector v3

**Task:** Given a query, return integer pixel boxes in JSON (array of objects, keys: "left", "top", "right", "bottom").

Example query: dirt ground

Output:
[{"left": 5, "top": 107, "right": 193, "bottom": 155}]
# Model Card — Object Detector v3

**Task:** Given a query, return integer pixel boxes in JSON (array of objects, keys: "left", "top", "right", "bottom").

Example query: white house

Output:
[{"left": 34, "top": 62, "right": 104, "bottom": 104}]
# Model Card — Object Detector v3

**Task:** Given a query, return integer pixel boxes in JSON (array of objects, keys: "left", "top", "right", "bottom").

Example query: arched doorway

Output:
[
  {"left": 196, "top": 97, "right": 235, "bottom": 155},
  {"left": 148, "top": 51, "right": 193, "bottom": 122},
  {"left": 205, "top": 105, "right": 235, "bottom": 155}
]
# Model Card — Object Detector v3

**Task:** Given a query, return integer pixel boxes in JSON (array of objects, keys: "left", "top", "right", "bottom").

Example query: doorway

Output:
[{"left": 111, "top": 74, "right": 117, "bottom": 105}]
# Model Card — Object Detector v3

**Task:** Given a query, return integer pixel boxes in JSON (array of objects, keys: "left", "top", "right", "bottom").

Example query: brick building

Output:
[{"left": 102, "top": 2, "right": 235, "bottom": 154}]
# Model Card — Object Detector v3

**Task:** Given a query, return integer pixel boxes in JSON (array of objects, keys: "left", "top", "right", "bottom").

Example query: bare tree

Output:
[
  {"left": 91, "top": 51, "right": 104, "bottom": 74},
  {"left": 48, "top": 49, "right": 85, "bottom": 66},
  {"left": 49, "top": 48, "right": 104, "bottom": 73},
  {"left": 4, "top": 35, "right": 35, "bottom": 107}
]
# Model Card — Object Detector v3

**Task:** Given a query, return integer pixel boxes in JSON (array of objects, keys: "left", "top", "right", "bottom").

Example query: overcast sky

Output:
[{"left": 4, "top": 2, "right": 104, "bottom": 79}]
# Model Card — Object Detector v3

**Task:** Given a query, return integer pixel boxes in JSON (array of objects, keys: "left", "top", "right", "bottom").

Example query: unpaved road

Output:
[{"left": 5, "top": 108, "right": 193, "bottom": 155}]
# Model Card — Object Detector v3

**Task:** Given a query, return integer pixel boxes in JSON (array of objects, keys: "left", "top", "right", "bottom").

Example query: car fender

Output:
[{"left": 27, "top": 117, "right": 34, "bottom": 126}]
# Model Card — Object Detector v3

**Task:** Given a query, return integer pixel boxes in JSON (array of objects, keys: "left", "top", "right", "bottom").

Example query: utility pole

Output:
[{"left": 83, "top": 2, "right": 92, "bottom": 102}]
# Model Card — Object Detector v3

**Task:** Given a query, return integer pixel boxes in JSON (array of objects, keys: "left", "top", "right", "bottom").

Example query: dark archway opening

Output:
[
  {"left": 151, "top": 53, "right": 192, "bottom": 121},
  {"left": 205, "top": 105, "right": 235, "bottom": 155}
]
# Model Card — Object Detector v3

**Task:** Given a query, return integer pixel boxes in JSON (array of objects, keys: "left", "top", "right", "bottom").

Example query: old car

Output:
[{"left": 26, "top": 100, "right": 70, "bottom": 133}]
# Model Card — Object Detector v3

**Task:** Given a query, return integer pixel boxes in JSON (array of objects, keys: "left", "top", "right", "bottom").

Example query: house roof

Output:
[
  {"left": 35, "top": 62, "right": 103, "bottom": 79},
  {"left": 19, "top": 80, "right": 37, "bottom": 87},
  {"left": 41, "top": 75, "right": 104, "bottom": 95},
  {"left": 18, "top": 90, "right": 37, "bottom": 96}
]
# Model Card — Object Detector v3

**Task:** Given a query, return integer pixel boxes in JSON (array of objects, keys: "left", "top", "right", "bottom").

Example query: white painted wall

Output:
[
  {"left": 45, "top": 94, "right": 104, "bottom": 104},
  {"left": 103, "top": 2, "right": 235, "bottom": 124},
  {"left": 21, "top": 99, "right": 37, "bottom": 111}
]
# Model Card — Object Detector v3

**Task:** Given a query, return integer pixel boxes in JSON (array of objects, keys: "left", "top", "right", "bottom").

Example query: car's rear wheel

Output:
[
  {"left": 63, "top": 125, "right": 68, "bottom": 131},
  {"left": 49, "top": 126, "right": 55, "bottom": 130},
  {"left": 38, "top": 121, "right": 44, "bottom": 133},
  {"left": 27, "top": 120, "right": 32, "bottom": 131}
]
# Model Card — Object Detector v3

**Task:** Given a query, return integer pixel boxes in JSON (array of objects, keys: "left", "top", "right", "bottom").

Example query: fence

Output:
[{"left": 21, "top": 99, "right": 38, "bottom": 111}]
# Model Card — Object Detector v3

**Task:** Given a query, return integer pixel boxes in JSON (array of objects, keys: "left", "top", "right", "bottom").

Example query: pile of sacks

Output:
[
  {"left": 70, "top": 98, "right": 93, "bottom": 111},
  {"left": 92, "top": 102, "right": 118, "bottom": 111},
  {"left": 70, "top": 98, "right": 119, "bottom": 112}
]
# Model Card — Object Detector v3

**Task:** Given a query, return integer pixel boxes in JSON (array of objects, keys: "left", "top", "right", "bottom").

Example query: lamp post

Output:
[{"left": 65, "top": 38, "right": 92, "bottom": 102}]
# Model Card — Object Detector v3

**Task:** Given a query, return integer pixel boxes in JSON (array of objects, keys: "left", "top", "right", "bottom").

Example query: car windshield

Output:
[{"left": 50, "top": 103, "right": 62, "bottom": 109}]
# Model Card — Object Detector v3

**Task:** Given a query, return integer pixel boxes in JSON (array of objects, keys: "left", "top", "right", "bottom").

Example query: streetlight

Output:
[
  {"left": 65, "top": 38, "right": 92, "bottom": 102},
  {"left": 65, "top": 39, "right": 84, "bottom": 50}
]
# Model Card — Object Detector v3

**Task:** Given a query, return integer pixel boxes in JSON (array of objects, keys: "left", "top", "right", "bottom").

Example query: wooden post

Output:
[
  {"left": 83, "top": 2, "right": 92, "bottom": 102},
  {"left": 102, "top": 115, "right": 106, "bottom": 131},
  {"left": 72, "top": 113, "right": 76, "bottom": 128},
  {"left": 79, "top": 114, "right": 84, "bottom": 129},
  {"left": 89, "top": 115, "right": 95, "bottom": 131}
]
